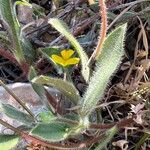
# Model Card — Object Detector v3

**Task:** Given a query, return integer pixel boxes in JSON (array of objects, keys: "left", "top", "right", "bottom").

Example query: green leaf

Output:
[
  {"left": 13, "top": 1, "right": 35, "bottom": 64},
  {"left": 0, "top": 0, "right": 25, "bottom": 63},
  {"left": 28, "top": 67, "right": 52, "bottom": 110},
  {"left": 80, "top": 24, "right": 127, "bottom": 117},
  {"left": 30, "top": 121, "right": 71, "bottom": 142},
  {"left": 39, "top": 47, "right": 60, "bottom": 56},
  {"left": 28, "top": 66, "right": 38, "bottom": 81},
  {"left": 38, "top": 111, "right": 56, "bottom": 123},
  {"left": 94, "top": 126, "right": 117, "bottom": 150},
  {"left": 32, "top": 75, "right": 80, "bottom": 104},
  {"left": 135, "top": 133, "right": 150, "bottom": 150},
  {"left": 32, "top": 3, "right": 46, "bottom": 18},
  {"left": 64, "top": 114, "right": 79, "bottom": 122},
  {"left": 0, "top": 134, "right": 19, "bottom": 150},
  {"left": 14, "top": 0, "right": 32, "bottom": 7},
  {"left": 21, "top": 36, "right": 36, "bottom": 64},
  {"left": 0, "top": 103, "right": 34, "bottom": 125},
  {"left": 48, "top": 18, "right": 90, "bottom": 82}
]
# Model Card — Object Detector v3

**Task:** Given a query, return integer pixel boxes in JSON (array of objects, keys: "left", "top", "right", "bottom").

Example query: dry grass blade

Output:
[
  {"left": 135, "top": 59, "right": 150, "bottom": 82},
  {"left": 138, "top": 17, "right": 149, "bottom": 59},
  {"left": 109, "top": 0, "right": 150, "bottom": 10},
  {"left": 108, "top": 4, "right": 133, "bottom": 30}
]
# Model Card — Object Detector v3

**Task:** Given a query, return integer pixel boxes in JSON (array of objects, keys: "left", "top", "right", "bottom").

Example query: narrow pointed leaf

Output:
[
  {"left": 135, "top": 133, "right": 150, "bottom": 150},
  {"left": 48, "top": 18, "right": 90, "bottom": 82},
  {"left": 0, "top": 134, "right": 19, "bottom": 150},
  {"left": 21, "top": 36, "right": 36, "bottom": 64},
  {"left": 14, "top": 1, "right": 32, "bottom": 7},
  {"left": 0, "top": 0, "right": 25, "bottom": 63},
  {"left": 81, "top": 24, "right": 127, "bottom": 117},
  {"left": 30, "top": 121, "right": 71, "bottom": 142},
  {"left": 32, "top": 75, "right": 80, "bottom": 104},
  {"left": 0, "top": 103, "right": 34, "bottom": 125},
  {"left": 94, "top": 126, "right": 117, "bottom": 150}
]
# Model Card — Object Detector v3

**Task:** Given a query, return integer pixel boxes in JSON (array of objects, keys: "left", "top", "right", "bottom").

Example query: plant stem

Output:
[
  {"left": 63, "top": 71, "right": 67, "bottom": 81},
  {"left": 109, "top": 0, "right": 149, "bottom": 10},
  {"left": 0, "top": 48, "right": 29, "bottom": 77},
  {"left": 63, "top": 68, "right": 72, "bottom": 82},
  {"left": 0, "top": 117, "right": 135, "bottom": 150},
  {"left": 0, "top": 48, "right": 19, "bottom": 65},
  {"left": 0, "top": 118, "right": 111, "bottom": 150},
  {"left": 0, "top": 80, "right": 35, "bottom": 120},
  {"left": 0, "top": 118, "right": 101, "bottom": 150},
  {"left": 88, "top": 0, "right": 107, "bottom": 65},
  {"left": 96, "top": 109, "right": 102, "bottom": 123},
  {"left": 90, "top": 117, "right": 134, "bottom": 129},
  {"left": 20, "top": 61, "right": 29, "bottom": 77},
  {"left": 58, "top": 116, "right": 135, "bottom": 130}
]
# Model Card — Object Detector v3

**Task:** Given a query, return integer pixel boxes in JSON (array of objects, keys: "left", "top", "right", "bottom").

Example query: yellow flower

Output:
[{"left": 51, "top": 49, "right": 80, "bottom": 67}]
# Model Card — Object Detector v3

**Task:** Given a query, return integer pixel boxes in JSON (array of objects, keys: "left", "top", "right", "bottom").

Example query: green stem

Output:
[
  {"left": 63, "top": 71, "right": 67, "bottom": 81},
  {"left": 96, "top": 109, "right": 102, "bottom": 123},
  {"left": 63, "top": 67, "right": 72, "bottom": 82},
  {"left": 0, "top": 0, "right": 25, "bottom": 63}
]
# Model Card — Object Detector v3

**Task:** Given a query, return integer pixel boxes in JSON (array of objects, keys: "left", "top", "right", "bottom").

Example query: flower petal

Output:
[
  {"left": 51, "top": 55, "right": 66, "bottom": 66},
  {"left": 65, "top": 58, "right": 80, "bottom": 66},
  {"left": 61, "top": 49, "right": 74, "bottom": 60}
]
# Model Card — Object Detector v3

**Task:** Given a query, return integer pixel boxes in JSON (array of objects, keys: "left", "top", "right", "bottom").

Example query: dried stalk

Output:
[{"left": 88, "top": 0, "right": 107, "bottom": 65}]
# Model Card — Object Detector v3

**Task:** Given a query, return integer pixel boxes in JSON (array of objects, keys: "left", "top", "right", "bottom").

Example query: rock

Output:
[
  {"left": 17, "top": 5, "right": 33, "bottom": 24},
  {"left": 0, "top": 82, "right": 60, "bottom": 133},
  {"left": 0, "top": 83, "right": 62, "bottom": 149}
]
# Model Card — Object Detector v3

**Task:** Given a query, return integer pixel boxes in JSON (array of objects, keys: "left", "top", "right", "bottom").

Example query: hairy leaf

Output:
[
  {"left": 30, "top": 121, "right": 71, "bottom": 142},
  {"left": 0, "top": 0, "right": 25, "bottom": 63},
  {"left": 21, "top": 36, "right": 36, "bottom": 64},
  {"left": 80, "top": 24, "right": 127, "bottom": 117},
  {"left": 0, "top": 134, "right": 19, "bottom": 150},
  {"left": 48, "top": 18, "right": 90, "bottom": 82},
  {"left": 135, "top": 133, "right": 150, "bottom": 150},
  {"left": 94, "top": 126, "right": 117, "bottom": 150},
  {"left": 0, "top": 103, "right": 34, "bottom": 125},
  {"left": 38, "top": 111, "right": 56, "bottom": 123},
  {"left": 14, "top": 0, "right": 32, "bottom": 7},
  {"left": 32, "top": 75, "right": 80, "bottom": 104}
]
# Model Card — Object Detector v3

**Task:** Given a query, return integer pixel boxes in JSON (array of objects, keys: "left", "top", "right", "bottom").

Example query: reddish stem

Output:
[
  {"left": 95, "top": 0, "right": 107, "bottom": 57},
  {"left": 0, "top": 48, "right": 19, "bottom": 65},
  {"left": 20, "top": 117, "right": 135, "bottom": 149},
  {"left": 90, "top": 117, "right": 134, "bottom": 129},
  {"left": 21, "top": 131, "right": 104, "bottom": 150},
  {"left": 20, "top": 61, "right": 29, "bottom": 77},
  {"left": 0, "top": 116, "right": 135, "bottom": 150},
  {"left": 88, "top": 0, "right": 107, "bottom": 64},
  {"left": 0, "top": 47, "right": 29, "bottom": 77}
]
